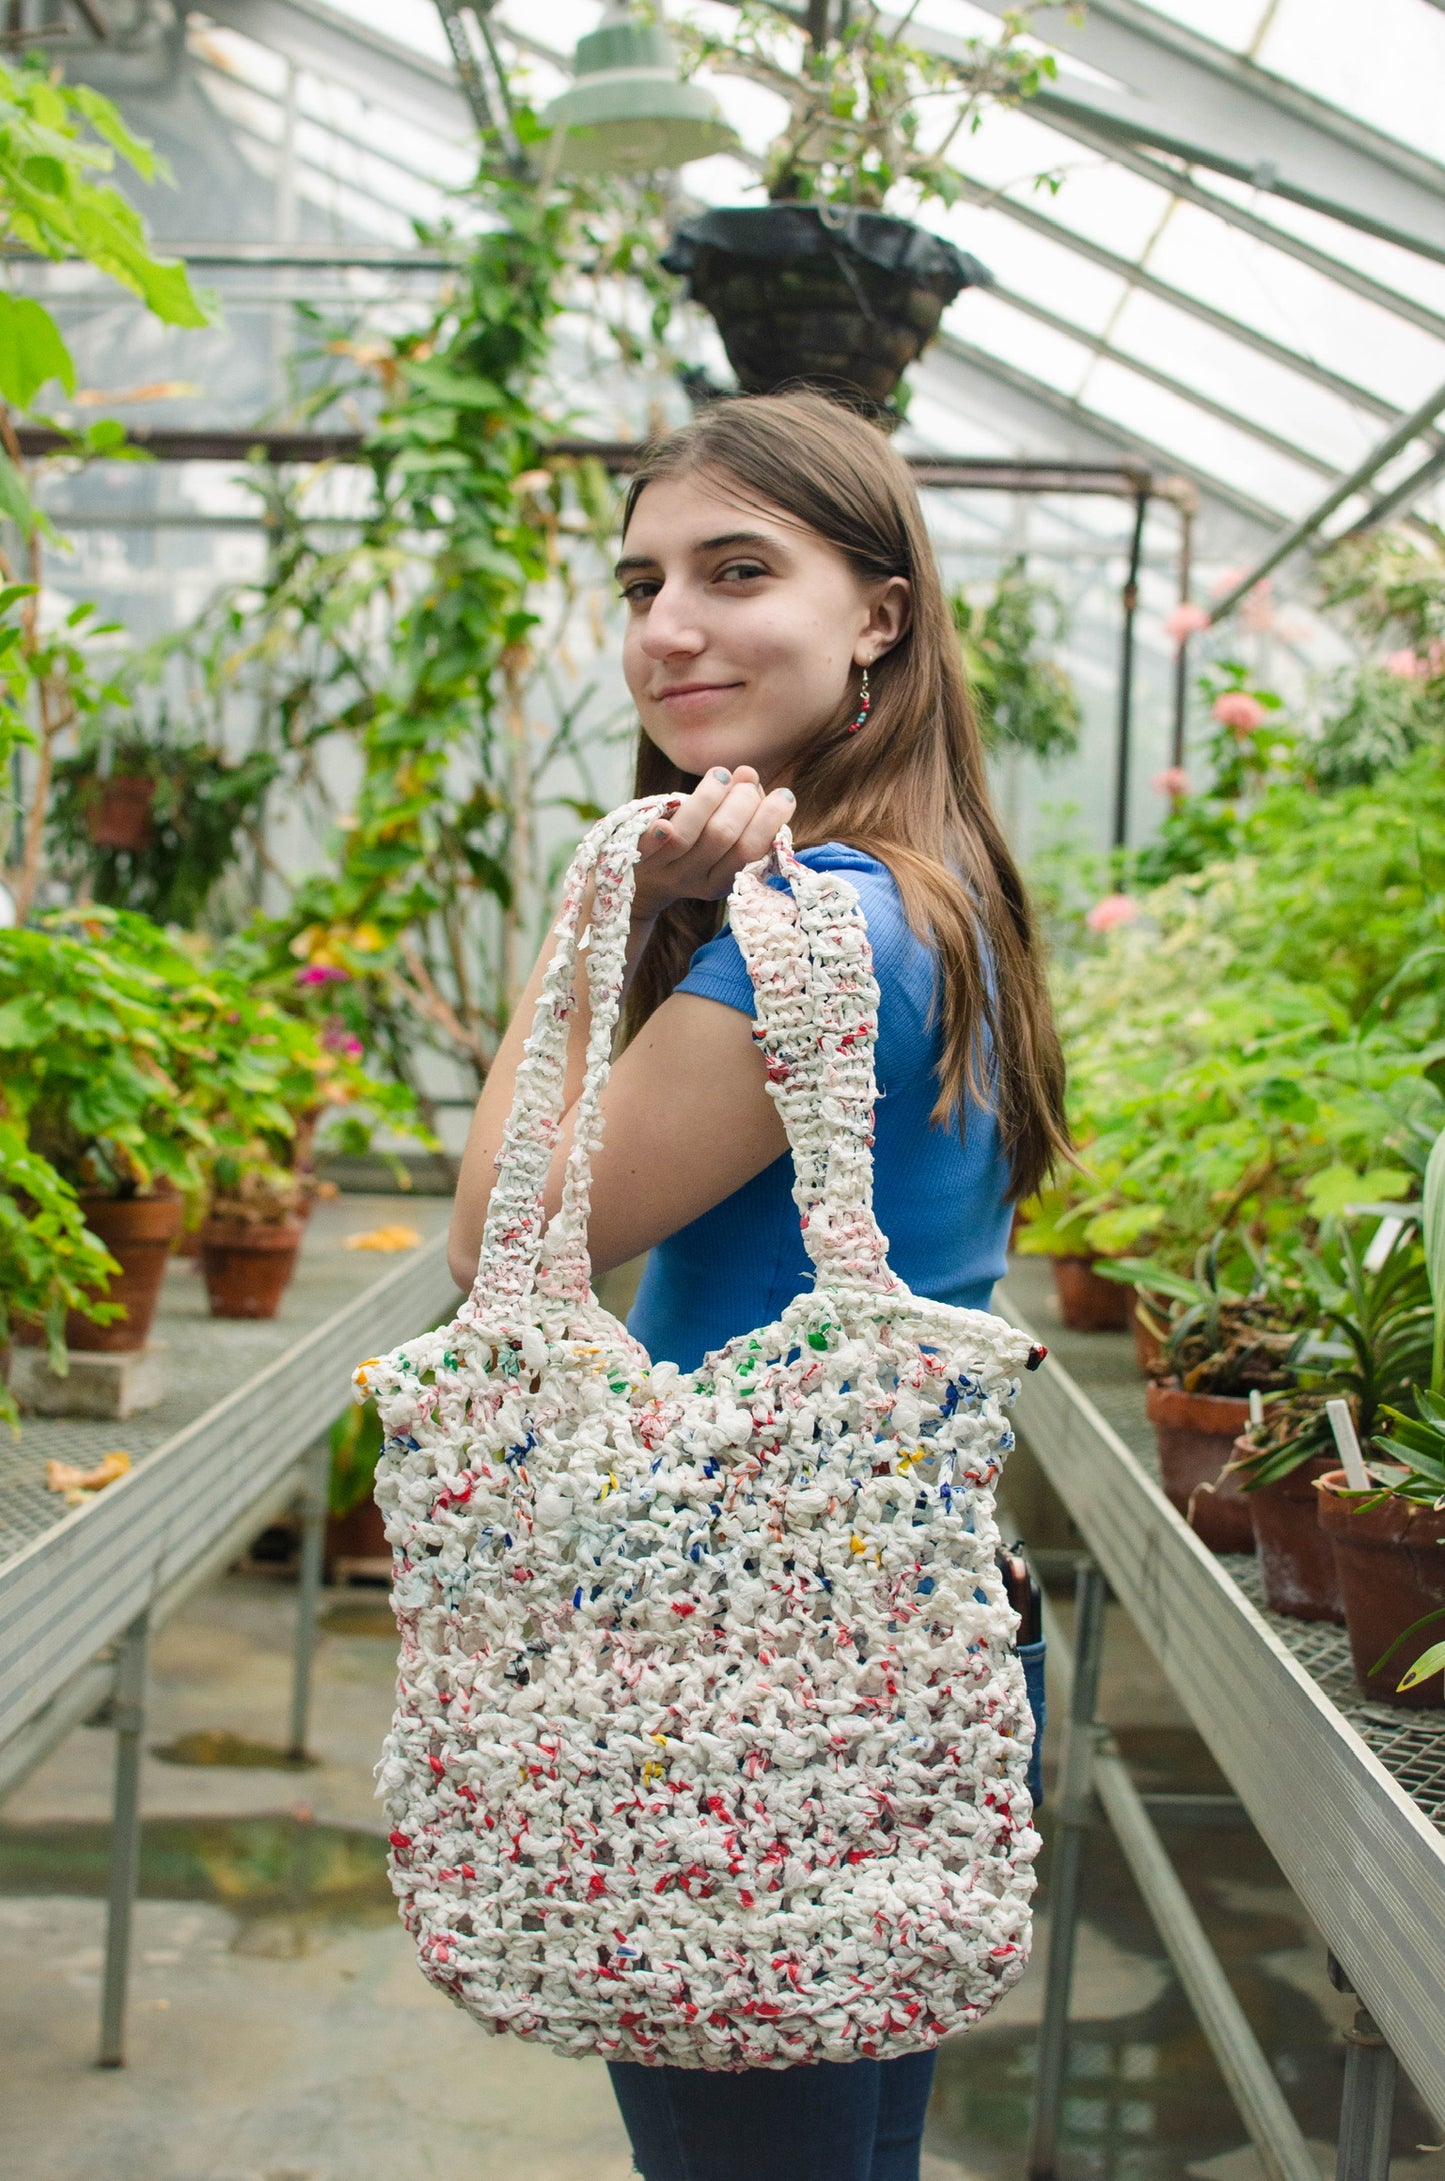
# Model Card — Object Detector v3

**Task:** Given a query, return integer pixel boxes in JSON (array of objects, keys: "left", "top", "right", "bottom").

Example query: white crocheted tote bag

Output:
[{"left": 359, "top": 796, "right": 1047, "bottom": 2072}]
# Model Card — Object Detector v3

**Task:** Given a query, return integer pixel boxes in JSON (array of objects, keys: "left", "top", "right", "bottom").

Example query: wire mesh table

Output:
[
  {"left": 999, "top": 1258, "right": 1445, "bottom": 2181},
  {"left": 0, "top": 1194, "right": 458, "bottom": 2063}
]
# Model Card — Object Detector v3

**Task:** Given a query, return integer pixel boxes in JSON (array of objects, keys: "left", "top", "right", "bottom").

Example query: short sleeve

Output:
[{"left": 673, "top": 843, "right": 939, "bottom": 1095}]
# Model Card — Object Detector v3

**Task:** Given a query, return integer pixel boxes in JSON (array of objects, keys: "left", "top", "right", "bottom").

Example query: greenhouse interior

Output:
[{"left": 2, "top": 1, "right": 1445, "bottom": 2177}]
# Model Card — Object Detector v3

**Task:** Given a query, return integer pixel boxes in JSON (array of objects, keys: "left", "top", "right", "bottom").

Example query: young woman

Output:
[{"left": 449, "top": 391, "right": 1068, "bottom": 2181}]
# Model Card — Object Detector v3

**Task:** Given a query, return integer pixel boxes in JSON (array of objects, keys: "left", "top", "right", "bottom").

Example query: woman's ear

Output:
[{"left": 858, "top": 576, "right": 912, "bottom": 665}]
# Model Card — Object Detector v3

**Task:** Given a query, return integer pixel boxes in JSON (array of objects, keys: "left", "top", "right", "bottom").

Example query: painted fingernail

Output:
[
  {"left": 780, "top": 788, "right": 796, "bottom": 804},
  {"left": 651, "top": 825, "right": 669, "bottom": 840},
  {"left": 712, "top": 767, "right": 732, "bottom": 782}
]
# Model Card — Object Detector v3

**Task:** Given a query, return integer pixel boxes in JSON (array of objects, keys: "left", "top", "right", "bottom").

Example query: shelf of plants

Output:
[{"left": 0, "top": 1195, "right": 455, "bottom": 1755}]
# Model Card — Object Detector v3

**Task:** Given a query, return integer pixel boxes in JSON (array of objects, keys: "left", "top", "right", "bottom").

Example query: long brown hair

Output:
[{"left": 621, "top": 390, "right": 1068, "bottom": 1202}]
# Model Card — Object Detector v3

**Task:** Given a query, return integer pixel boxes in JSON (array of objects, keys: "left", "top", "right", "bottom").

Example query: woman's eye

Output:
[
  {"left": 619, "top": 580, "right": 659, "bottom": 607},
  {"left": 717, "top": 561, "right": 769, "bottom": 585}
]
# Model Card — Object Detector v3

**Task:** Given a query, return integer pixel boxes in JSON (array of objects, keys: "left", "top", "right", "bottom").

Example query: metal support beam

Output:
[
  {"left": 98, "top": 1610, "right": 148, "bottom": 2070},
  {"left": 196, "top": 0, "right": 470, "bottom": 142},
  {"left": 1337, "top": 2006, "right": 1398, "bottom": 2181},
  {"left": 950, "top": 167, "right": 1426, "bottom": 432},
  {"left": 986, "top": 282, "right": 1339, "bottom": 480},
  {"left": 1172, "top": 496, "right": 1195, "bottom": 769},
  {"left": 288, "top": 1435, "right": 331, "bottom": 1762},
  {"left": 1209, "top": 371, "right": 1445, "bottom": 619},
  {"left": 1025, "top": 1561, "right": 1107, "bottom": 2181},
  {"left": 959, "top": 0, "right": 1445, "bottom": 264},
  {"left": 1113, "top": 493, "right": 1147, "bottom": 850},
  {"left": 1343, "top": 440, "right": 1445, "bottom": 535}
]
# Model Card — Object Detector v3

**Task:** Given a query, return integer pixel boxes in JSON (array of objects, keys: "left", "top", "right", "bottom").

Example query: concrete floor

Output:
[{"left": 1, "top": 1571, "right": 1441, "bottom": 2181}]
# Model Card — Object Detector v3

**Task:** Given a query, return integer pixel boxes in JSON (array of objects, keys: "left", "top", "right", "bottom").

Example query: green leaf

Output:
[
  {"left": 0, "top": 292, "right": 74, "bottom": 408},
  {"left": 68, "top": 83, "right": 165, "bottom": 182},
  {"left": 1398, "top": 1640, "right": 1445, "bottom": 1692},
  {"left": 1425, "top": 1122, "right": 1445, "bottom": 1392},
  {"left": 0, "top": 451, "right": 36, "bottom": 535}
]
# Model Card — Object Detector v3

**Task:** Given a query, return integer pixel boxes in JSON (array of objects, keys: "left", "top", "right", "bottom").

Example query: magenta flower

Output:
[
  {"left": 295, "top": 963, "right": 350, "bottom": 988},
  {"left": 1385, "top": 648, "right": 1425, "bottom": 681},
  {"left": 1085, "top": 893, "right": 1140, "bottom": 935},
  {"left": 322, "top": 1018, "right": 364, "bottom": 1059},
  {"left": 1211, "top": 691, "right": 1266, "bottom": 734},
  {"left": 1151, "top": 766, "right": 1191, "bottom": 798},
  {"left": 1163, "top": 602, "right": 1209, "bottom": 645}
]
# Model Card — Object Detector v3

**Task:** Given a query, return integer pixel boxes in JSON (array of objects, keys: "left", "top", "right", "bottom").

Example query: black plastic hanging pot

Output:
[{"left": 661, "top": 202, "right": 991, "bottom": 413}]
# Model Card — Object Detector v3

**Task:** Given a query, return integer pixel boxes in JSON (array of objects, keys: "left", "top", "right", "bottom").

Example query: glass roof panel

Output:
[{"left": 1257, "top": 0, "right": 1445, "bottom": 167}]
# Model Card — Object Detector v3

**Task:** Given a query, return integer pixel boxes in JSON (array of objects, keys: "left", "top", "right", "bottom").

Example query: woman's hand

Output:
[{"left": 631, "top": 764, "right": 795, "bottom": 924}]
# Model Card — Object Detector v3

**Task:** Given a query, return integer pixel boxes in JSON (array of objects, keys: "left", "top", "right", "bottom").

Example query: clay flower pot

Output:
[
  {"left": 66, "top": 1193, "right": 184, "bottom": 1352},
  {"left": 1051, "top": 1256, "right": 1132, "bottom": 1332},
  {"left": 200, "top": 1216, "right": 304, "bottom": 1320},
  {"left": 1131, "top": 1305, "right": 1168, "bottom": 1379},
  {"left": 1146, "top": 1380, "right": 1254, "bottom": 1553},
  {"left": 86, "top": 775, "right": 156, "bottom": 852},
  {"left": 1316, "top": 1470, "right": 1445, "bottom": 1708},
  {"left": 1240, "top": 1444, "right": 1344, "bottom": 1622}
]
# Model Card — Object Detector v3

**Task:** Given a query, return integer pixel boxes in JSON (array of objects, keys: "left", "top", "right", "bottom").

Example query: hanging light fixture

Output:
[{"left": 542, "top": 4, "right": 737, "bottom": 174}]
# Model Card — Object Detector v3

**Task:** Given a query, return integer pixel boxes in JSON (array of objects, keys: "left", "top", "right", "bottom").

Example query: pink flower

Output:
[
  {"left": 1211, "top": 690, "right": 1266, "bottom": 733},
  {"left": 1385, "top": 648, "right": 1425, "bottom": 681},
  {"left": 295, "top": 963, "right": 350, "bottom": 987},
  {"left": 1086, "top": 893, "right": 1140, "bottom": 934},
  {"left": 1163, "top": 602, "right": 1209, "bottom": 645},
  {"left": 1151, "top": 766, "right": 1191, "bottom": 798},
  {"left": 322, "top": 1018, "right": 364, "bottom": 1059}
]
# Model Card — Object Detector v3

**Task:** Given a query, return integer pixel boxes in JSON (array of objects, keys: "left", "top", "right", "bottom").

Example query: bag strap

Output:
[
  {"left": 473, "top": 797, "right": 674, "bottom": 1310},
  {"left": 729, "top": 836, "right": 896, "bottom": 1293},
  {"left": 472, "top": 802, "right": 894, "bottom": 1314}
]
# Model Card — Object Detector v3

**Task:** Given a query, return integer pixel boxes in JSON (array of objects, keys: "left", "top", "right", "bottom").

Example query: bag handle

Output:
[
  {"left": 729, "top": 836, "right": 895, "bottom": 1292},
  {"left": 472, "top": 801, "right": 894, "bottom": 1314},
  {"left": 473, "top": 797, "right": 674, "bottom": 1310}
]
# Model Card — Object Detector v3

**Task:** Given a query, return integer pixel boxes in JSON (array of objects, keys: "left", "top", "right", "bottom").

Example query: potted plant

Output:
[
  {"left": 1011, "top": 1186, "right": 1137, "bottom": 1332},
  {"left": 325, "top": 1395, "right": 389, "bottom": 1575},
  {"left": 1230, "top": 1218, "right": 1432, "bottom": 1620},
  {"left": 50, "top": 722, "right": 278, "bottom": 930},
  {"left": 0, "top": 1119, "right": 124, "bottom": 1426},
  {"left": 662, "top": 3, "right": 1054, "bottom": 413},
  {"left": 1103, "top": 1235, "right": 1304, "bottom": 1552},
  {"left": 1317, "top": 1125, "right": 1445, "bottom": 1706},
  {"left": 199, "top": 1153, "right": 310, "bottom": 1321}
]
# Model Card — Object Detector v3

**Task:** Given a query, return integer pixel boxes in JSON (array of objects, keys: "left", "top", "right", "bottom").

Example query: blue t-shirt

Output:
[{"left": 627, "top": 842, "right": 1013, "bottom": 1372}]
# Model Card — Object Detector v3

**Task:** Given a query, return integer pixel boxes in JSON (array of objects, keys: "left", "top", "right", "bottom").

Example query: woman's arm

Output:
[{"left": 447, "top": 768, "right": 793, "bottom": 1291}]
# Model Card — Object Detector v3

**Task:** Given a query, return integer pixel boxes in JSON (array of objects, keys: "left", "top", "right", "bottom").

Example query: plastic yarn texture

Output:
[{"left": 360, "top": 798, "right": 1041, "bottom": 2070}]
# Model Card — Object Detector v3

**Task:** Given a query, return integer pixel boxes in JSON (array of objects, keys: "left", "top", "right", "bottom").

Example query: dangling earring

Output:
[{"left": 846, "top": 665, "right": 871, "bottom": 735}]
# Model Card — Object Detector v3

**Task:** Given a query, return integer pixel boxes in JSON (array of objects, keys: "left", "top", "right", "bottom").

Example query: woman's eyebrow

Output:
[{"left": 613, "top": 530, "right": 780, "bottom": 580}]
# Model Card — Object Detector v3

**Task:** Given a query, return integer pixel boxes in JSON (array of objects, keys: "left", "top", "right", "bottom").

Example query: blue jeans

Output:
[{"left": 607, "top": 2050, "right": 938, "bottom": 2181}]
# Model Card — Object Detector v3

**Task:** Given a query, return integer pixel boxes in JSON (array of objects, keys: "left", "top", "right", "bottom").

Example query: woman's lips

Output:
[{"left": 654, "top": 682, "right": 743, "bottom": 716}]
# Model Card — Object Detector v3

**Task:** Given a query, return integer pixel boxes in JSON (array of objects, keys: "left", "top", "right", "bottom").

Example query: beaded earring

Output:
[{"left": 846, "top": 665, "right": 872, "bottom": 735}]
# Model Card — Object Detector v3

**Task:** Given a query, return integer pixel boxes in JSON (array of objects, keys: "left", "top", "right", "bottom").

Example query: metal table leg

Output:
[
  {"left": 287, "top": 1435, "right": 331, "bottom": 1763},
  {"left": 1336, "top": 2005, "right": 1397, "bottom": 2181},
  {"left": 1026, "top": 1560, "right": 1108, "bottom": 2181},
  {"left": 98, "top": 1610, "right": 149, "bottom": 2068}
]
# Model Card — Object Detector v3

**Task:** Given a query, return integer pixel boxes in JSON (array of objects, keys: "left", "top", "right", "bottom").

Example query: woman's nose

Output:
[{"left": 637, "top": 583, "right": 707, "bottom": 659}]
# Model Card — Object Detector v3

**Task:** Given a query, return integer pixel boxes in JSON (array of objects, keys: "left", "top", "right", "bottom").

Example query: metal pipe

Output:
[
  {"left": 288, "top": 1435, "right": 332, "bottom": 1761},
  {"left": 1209, "top": 371, "right": 1445, "bottom": 623},
  {"left": 1341, "top": 439, "right": 1445, "bottom": 536},
  {"left": 1025, "top": 1561, "right": 1107, "bottom": 2181},
  {"left": 1113, "top": 493, "right": 1148, "bottom": 851},
  {"left": 1040, "top": 1589, "right": 1320, "bottom": 2181},
  {"left": 99, "top": 1610, "right": 149, "bottom": 2069},
  {"left": 1173, "top": 495, "right": 1195, "bottom": 769},
  {"left": 1336, "top": 2008, "right": 1398, "bottom": 2181}
]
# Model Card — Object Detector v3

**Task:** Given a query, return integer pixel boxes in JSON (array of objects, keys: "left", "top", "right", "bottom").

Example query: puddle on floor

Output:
[
  {"left": 930, "top": 1790, "right": 1445, "bottom": 2180},
  {"left": 321, "top": 1601, "right": 399, "bottom": 1637},
  {"left": 151, "top": 1728, "right": 318, "bottom": 1770},
  {"left": 0, "top": 1814, "right": 394, "bottom": 1956}
]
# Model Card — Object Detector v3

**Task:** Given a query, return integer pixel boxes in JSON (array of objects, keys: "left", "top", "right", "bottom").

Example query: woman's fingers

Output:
[{"left": 633, "top": 769, "right": 794, "bottom": 908}]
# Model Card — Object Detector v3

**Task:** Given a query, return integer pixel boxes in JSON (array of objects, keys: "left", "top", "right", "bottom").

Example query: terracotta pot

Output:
[
  {"left": 1051, "top": 1256, "right": 1132, "bottom": 1332},
  {"left": 200, "top": 1216, "right": 304, "bottom": 1320},
  {"left": 326, "top": 1497, "right": 390, "bottom": 1578},
  {"left": 1146, "top": 1379, "right": 1254, "bottom": 1552},
  {"left": 87, "top": 775, "right": 156, "bottom": 852},
  {"left": 63, "top": 1193, "right": 184, "bottom": 1352},
  {"left": 1242, "top": 1446, "right": 1344, "bottom": 1622},
  {"left": 1317, "top": 1471, "right": 1445, "bottom": 1708}
]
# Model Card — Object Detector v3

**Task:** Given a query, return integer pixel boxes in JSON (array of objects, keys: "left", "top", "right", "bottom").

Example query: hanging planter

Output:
[{"left": 662, "top": 204, "right": 990, "bottom": 415}]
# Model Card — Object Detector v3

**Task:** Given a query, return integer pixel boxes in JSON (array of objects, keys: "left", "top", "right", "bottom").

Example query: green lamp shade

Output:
[{"left": 542, "top": 21, "right": 737, "bottom": 174}]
